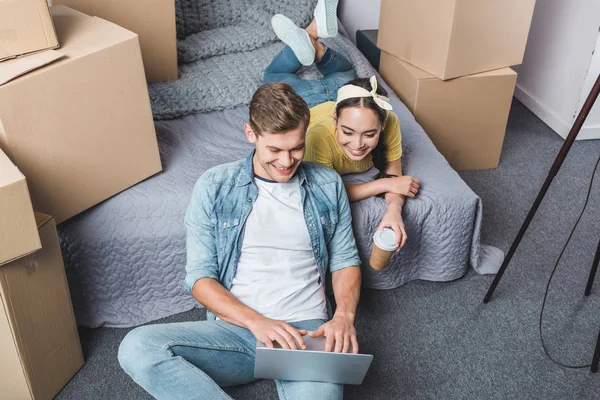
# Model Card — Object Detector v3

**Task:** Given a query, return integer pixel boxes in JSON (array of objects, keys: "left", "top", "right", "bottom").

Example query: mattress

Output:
[{"left": 58, "top": 44, "right": 502, "bottom": 329}]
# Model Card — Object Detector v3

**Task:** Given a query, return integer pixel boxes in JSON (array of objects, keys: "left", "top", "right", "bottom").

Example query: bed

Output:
[{"left": 57, "top": 3, "right": 502, "bottom": 328}]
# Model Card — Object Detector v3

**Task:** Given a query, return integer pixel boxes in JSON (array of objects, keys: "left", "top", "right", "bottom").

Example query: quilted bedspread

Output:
[
  {"left": 57, "top": 37, "right": 503, "bottom": 329},
  {"left": 149, "top": 0, "right": 377, "bottom": 118},
  {"left": 58, "top": 81, "right": 503, "bottom": 328}
]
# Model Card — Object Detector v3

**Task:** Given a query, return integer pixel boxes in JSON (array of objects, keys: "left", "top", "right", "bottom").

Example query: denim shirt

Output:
[{"left": 184, "top": 151, "right": 361, "bottom": 320}]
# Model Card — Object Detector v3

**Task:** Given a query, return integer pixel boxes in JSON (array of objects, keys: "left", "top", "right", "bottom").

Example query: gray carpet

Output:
[{"left": 55, "top": 99, "right": 600, "bottom": 400}]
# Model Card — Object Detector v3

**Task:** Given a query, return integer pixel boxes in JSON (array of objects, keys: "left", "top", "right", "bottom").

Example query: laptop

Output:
[{"left": 254, "top": 335, "right": 373, "bottom": 385}]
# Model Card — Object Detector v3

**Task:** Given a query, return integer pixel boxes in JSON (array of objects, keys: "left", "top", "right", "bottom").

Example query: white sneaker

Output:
[
  {"left": 271, "top": 14, "right": 316, "bottom": 66},
  {"left": 314, "top": 0, "right": 339, "bottom": 38}
]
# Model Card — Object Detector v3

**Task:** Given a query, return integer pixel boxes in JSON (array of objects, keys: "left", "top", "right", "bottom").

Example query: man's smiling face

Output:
[{"left": 245, "top": 123, "right": 306, "bottom": 183}]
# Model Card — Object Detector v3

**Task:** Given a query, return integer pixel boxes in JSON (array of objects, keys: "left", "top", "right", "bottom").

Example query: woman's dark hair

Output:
[{"left": 335, "top": 77, "right": 390, "bottom": 174}]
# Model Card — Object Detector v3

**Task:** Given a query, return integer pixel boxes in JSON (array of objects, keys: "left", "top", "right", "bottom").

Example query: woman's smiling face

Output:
[{"left": 335, "top": 106, "right": 383, "bottom": 161}]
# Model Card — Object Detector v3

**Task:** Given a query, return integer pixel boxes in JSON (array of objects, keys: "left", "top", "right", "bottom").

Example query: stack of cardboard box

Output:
[
  {"left": 1, "top": 152, "right": 84, "bottom": 399},
  {"left": 1, "top": 5, "right": 164, "bottom": 224},
  {"left": 378, "top": 0, "right": 537, "bottom": 171},
  {"left": 0, "top": 0, "right": 175, "bottom": 396}
]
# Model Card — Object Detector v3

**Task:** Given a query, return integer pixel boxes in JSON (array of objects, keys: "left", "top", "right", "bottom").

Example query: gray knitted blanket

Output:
[{"left": 148, "top": 0, "right": 373, "bottom": 119}]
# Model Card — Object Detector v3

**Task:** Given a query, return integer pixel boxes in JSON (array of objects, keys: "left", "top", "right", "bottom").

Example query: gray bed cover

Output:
[{"left": 58, "top": 67, "right": 503, "bottom": 330}]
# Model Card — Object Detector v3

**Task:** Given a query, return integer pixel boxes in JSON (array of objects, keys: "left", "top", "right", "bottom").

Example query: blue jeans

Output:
[
  {"left": 264, "top": 46, "right": 357, "bottom": 108},
  {"left": 118, "top": 318, "right": 343, "bottom": 400}
]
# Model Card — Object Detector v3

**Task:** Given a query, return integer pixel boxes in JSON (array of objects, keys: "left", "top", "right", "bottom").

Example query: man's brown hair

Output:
[{"left": 249, "top": 82, "right": 310, "bottom": 135}]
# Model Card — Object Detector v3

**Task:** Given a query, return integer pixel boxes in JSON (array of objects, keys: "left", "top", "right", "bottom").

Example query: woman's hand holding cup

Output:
[
  {"left": 376, "top": 208, "right": 407, "bottom": 252},
  {"left": 370, "top": 226, "right": 399, "bottom": 270}
]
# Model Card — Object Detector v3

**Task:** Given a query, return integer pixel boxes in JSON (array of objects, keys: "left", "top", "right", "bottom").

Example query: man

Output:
[{"left": 118, "top": 82, "right": 362, "bottom": 400}]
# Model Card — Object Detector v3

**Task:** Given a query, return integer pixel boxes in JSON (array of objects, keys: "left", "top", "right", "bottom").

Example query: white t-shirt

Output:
[{"left": 229, "top": 175, "right": 328, "bottom": 322}]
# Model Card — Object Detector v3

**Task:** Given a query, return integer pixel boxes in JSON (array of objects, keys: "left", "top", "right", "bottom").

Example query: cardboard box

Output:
[
  {"left": 381, "top": 52, "right": 517, "bottom": 171},
  {"left": 0, "top": 0, "right": 59, "bottom": 61},
  {"left": 0, "top": 5, "right": 162, "bottom": 224},
  {"left": 0, "top": 212, "right": 84, "bottom": 400},
  {"left": 0, "top": 150, "right": 41, "bottom": 266},
  {"left": 53, "top": 0, "right": 178, "bottom": 83},
  {"left": 378, "top": 0, "right": 536, "bottom": 80}
]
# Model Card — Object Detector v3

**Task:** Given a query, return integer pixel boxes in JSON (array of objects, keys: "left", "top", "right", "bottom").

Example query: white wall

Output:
[
  {"left": 339, "top": 0, "right": 381, "bottom": 44},
  {"left": 579, "top": 33, "right": 600, "bottom": 128},
  {"left": 512, "top": 0, "right": 600, "bottom": 140}
]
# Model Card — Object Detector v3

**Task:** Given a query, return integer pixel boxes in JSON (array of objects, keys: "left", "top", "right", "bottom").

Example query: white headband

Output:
[{"left": 335, "top": 76, "right": 393, "bottom": 111}]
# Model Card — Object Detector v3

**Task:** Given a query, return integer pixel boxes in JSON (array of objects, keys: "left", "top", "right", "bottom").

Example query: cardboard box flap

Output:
[
  {"left": 0, "top": 149, "right": 23, "bottom": 186},
  {"left": 0, "top": 50, "right": 65, "bottom": 86},
  {"left": 0, "top": 7, "right": 139, "bottom": 88},
  {"left": 0, "top": 0, "right": 59, "bottom": 61},
  {"left": 34, "top": 212, "right": 53, "bottom": 229},
  {"left": 471, "top": 68, "right": 518, "bottom": 79},
  {"left": 400, "top": 61, "right": 437, "bottom": 81},
  {"left": 51, "top": 5, "right": 138, "bottom": 59},
  {"left": 0, "top": 150, "right": 41, "bottom": 267},
  {"left": 401, "top": 57, "right": 516, "bottom": 82}
]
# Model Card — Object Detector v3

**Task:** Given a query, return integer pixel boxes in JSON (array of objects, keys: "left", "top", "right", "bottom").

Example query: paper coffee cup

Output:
[{"left": 369, "top": 228, "right": 398, "bottom": 270}]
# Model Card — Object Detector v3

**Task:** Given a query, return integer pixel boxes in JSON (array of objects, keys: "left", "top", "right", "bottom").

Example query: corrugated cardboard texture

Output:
[
  {"left": 0, "top": 0, "right": 59, "bottom": 61},
  {"left": 53, "top": 0, "right": 178, "bottom": 83},
  {"left": 0, "top": 295, "right": 32, "bottom": 399},
  {"left": 0, "top": 50, "right": 64, "bottom": 86},
  {"left": 445, "top": 0, "right": 537, "bottom": 79},
  {"left": 0, "top": 5, "right": 162, "bottom": 224},
  {"left": 378, "top": 0, "right": 536, "bottom": 80},
  {"left": 380, "top": 52, "right": 420, "bottom": 113},
  {"left": 378, "top": 0, "right": 455, "bottom": 79},
  {"left": 0, "top": 150, "right": 40, "bottom": 266},
  {"left": 381, "top": 52, "right": 517, "bottom": 171},
  {"left": 0, "top": 212, "right": 84, "bottom": 400}
]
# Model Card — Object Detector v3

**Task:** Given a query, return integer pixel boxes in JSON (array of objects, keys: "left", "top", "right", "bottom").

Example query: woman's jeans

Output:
[
  {"left": 264, "top": 45, "right": 357, "bottom": 108},
  {"left": 118, "top": 318, "right": 343, "bottom": 400}
]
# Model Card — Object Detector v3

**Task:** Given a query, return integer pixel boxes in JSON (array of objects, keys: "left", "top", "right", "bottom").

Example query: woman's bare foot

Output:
[
  {"left": 311, "top": 36, "right": 326, "bottom": 62},
  {"left": 306, "top": 18, "right": 319, "bottom": 40}
]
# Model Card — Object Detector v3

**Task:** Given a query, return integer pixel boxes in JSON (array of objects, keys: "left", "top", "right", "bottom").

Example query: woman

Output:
[
  {"left": 305, "top": 77, "right": 420, "bottom": 250},
  {"left": 266, "top": 5, "right": 420, "bottom": 250}
]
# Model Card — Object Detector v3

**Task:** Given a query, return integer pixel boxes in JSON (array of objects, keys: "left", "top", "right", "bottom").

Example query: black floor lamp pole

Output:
[
  {"left": 585, "top": 239, "right": 600, "bottom": 297},
  {"left": 483, "top": 73, "right": 600, "bottom": 304}
]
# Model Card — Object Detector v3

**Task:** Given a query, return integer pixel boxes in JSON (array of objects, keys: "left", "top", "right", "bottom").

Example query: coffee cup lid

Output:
[{"left": 373, "top": 228, "right": 398, "bottom": 251}]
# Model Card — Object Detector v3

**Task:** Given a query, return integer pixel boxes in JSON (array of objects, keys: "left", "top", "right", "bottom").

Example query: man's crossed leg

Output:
[{"left": 118, "top": 319, "right": 343, "bottom": 400}]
